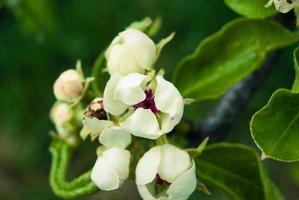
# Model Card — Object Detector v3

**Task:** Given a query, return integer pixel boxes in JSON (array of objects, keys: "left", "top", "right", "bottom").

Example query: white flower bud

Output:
[
  {"left": 105, "top": 28, "right": 157, "bottom": 75},
  {"left": 266, "top": 0, "right": 296, "bottom": 13},
  {"left": 50, "top": 102, "right": 73, "bottom": 138},
  {"left": 136, "top": 144, "right": 197, "bottom": 200},
  {"left": 91, "top": 147, "right": 131, "bottom": 191},
  {"left": 53, "top": 69, "right": 84, "bottom": 103}
]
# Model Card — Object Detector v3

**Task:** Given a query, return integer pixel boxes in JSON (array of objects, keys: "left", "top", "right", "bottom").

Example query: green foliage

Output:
[
  {"left": 224, "top": 0, "right": 276, "bottom": 19},
  {"left": 292, "top": 48, "right": 299, "bottom": 92},
  {"left": 295, "top": 3, "right": 299, "bottom": 27},
  {"left": 173, "top": 18, "right": 299, "bottom": 100},
  {"left": 250, "top": 89, "right": 299, "bottom": 162},
  {"left": 49, "top": 137, "right": 99, "bottom": 198},
  {"left": 196, "top": 143, "right": 282, "bottom": 200}
]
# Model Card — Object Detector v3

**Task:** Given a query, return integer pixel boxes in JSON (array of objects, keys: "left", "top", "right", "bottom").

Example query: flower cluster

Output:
[{"left": 51, "top": 28, "right": 197, "bottom": 200}]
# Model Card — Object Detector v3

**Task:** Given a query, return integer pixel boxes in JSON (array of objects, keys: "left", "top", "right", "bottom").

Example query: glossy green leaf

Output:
[
  {"left": 173, "top": 18, "right": 299, "bottom": 100},
  {"left": 292, "top": 48, "right": 299, "bottom": 92},
  {"left": 224, "top": 0, "right": 277, "bottom": 19},
  {"left": 196, "top": 143, "right": 282, "bottom": 200},
  {"left": 250, "top": 89, "right": 299, "bottom": 162}
]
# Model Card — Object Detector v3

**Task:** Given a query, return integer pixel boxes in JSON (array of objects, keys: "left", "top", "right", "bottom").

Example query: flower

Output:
[
  {"left": 80, "top": 98, "right": 132, "bottom": 148},
  {"left": 91, "top": 147, "right": 131, "bottom": 191},
  {"left": 53, "top": 69, "right": 84, "bottom": 103},
  {"left": 135, "top": 144, "right": 197, "bottom": 200},
  {"left": 105, "top": 28, "right": 157, "bottom": 75},
  {"left": 50, "top": 102, "right": 73, "bottom": 138},
  {"left": 103, "top": 73, "right": 184, "bottom": 139},
  {"left": 266, "top": 0, "right": 296, "bottom": 13}
]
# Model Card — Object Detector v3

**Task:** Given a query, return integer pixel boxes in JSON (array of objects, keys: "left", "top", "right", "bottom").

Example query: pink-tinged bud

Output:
[
  {"left": 50, "top": 102, "right": 73, "bottom": 126},
  {"left": 50, "top": 102, "right": 74, "bottom": 140},
  {"left": 53, "top": 69, "right": 84, "bottom": 103}
]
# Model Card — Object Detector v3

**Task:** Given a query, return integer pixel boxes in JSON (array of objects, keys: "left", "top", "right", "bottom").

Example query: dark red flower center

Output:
[
  {"left": 155, "top": 174, "right": 171, "bottom": 186},
  {"left": 133, "top": 90, "right": 159, "bottom": 113}
]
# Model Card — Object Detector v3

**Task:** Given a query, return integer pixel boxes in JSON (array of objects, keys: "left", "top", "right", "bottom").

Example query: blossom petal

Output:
[
  {"left": 137, "top": 185, "right": 158, "bottom": 200},
  {"left": 136, "top": 146, "right": 162, "bottom": 185},
  {"left": 103, "top": 147, "right": 131, "bottom": 180},
  {"left": 119, "top": 46, "right": 144, "bottom": 75},
  {"left": 105, "top": 35, "right": 121, "bottom": 59},
  {"left": 114, "top": 73, "right": 148, "bottom": 105},
  {"left": 121, "top": 28, "right": 156, "bottom": 70},
  {"left": 154, "top": 76, "right": 184, "bottom": 133},
  {"left": 121, "top": 108, "right": 161, "bottom": 139},
  {"left": 106, "top": 43, "right": 123, "bottom": 74},
  {"left": 99, "top": 127, "right": 132, "bottom": 149},
  {"left": 167, "top": 160, "right": 197, "bottom": 200},
  {"left": 158, "top": 144, "right": 191, "bottom": 183},
  {"left": 91, "top": 156, "right": 120, "bottom": 191},
  {"left": 103, "top": 74, "right": 129, "bottom": 116},
  {"left": 154, "top": 76, "right": 184, "bottom": 116},
  {"left": 82, "top": 118, "right": 113, "bottom": 133},
  {"left": 159, "top": 111, "right": 183, "bottom": 134}
]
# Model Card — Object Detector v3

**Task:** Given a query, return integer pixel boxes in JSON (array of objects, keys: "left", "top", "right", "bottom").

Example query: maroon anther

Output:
[
  {"left": 133, "top": 90, "right": 159, "bottom": 113},
  {"left": 156, "top": 174, "right": 171, "bottom": 186}
]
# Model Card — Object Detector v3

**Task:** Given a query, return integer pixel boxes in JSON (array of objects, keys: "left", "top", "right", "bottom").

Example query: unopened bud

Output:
[
  {"left": 50, "top": 102, "right": 73, "bottom": 127},
  {"left": 50, "top": 102, "right": 74, "bottom": 140},
  {"left": 53, "top": 69, "right": 84, "bottom": 103},
  {"left": 105, "top": 28, "right": 157, "bottom": 75}
]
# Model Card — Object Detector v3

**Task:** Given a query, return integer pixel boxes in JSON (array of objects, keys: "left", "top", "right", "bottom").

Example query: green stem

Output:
[
  {"left": 156, "top": 135, "right": 169, "bottom": 145},
  {"left": 49, "top": 137, "right": 99, "bottom": 199}
]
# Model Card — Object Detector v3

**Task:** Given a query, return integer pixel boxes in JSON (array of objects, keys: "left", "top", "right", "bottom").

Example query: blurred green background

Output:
[{"left": 0, "top": 0, "right": 298, "bottom": 199}]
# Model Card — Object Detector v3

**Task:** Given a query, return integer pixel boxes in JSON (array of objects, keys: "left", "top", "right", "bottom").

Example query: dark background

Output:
[{"left": 0, "top": 0, "right": 298, "bottom": 199}]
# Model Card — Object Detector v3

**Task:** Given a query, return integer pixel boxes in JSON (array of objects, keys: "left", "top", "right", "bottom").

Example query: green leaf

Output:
[
  {"left": 224, "top": 0, "right": 277, "bottom": 19},
  {"left": 292, "top": 48, "right": 299, "bottom": 92},
  {"left": 49, "top": 137, "right": 98, "bottom": 198},
  {"left": 250, "top": 89, "right": 299, "bottom": 162},
  {"left": 195, "top": 143, "right": 282, "bottom": 200},
  {"left": 173, "top": 18, "right": 299, "bottom": 100}
]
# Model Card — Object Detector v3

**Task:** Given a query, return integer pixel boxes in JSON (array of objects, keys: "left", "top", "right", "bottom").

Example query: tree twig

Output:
[
  {"left": 187, "top": 51, "right": 280, "bottom": 144},
  {"left": 186, "top": 13, "right": 295, "bottom": 145}
]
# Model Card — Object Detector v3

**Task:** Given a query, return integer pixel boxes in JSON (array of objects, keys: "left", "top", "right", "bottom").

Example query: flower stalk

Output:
[{"left": 49, "top": 136, "right": 99, "bottom": 199}]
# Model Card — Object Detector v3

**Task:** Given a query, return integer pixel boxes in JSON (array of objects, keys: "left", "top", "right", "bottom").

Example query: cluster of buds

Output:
[
  {"left": 50, "top": 61, "right": 90, "bottom": 145},
  {"left": 50, "top": 27, "right": 198, "bottom": 200}
]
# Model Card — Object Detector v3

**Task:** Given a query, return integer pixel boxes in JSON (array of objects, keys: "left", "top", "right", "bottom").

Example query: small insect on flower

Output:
[
  {"left": 103, "top": 73, "right": 184, "bottom": 139},
  {"left": 266, "top": 0, "right": 296, "bottom": 13},
  {"left": 135, "top": 144, "right": 197, "bottom": 200}
]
